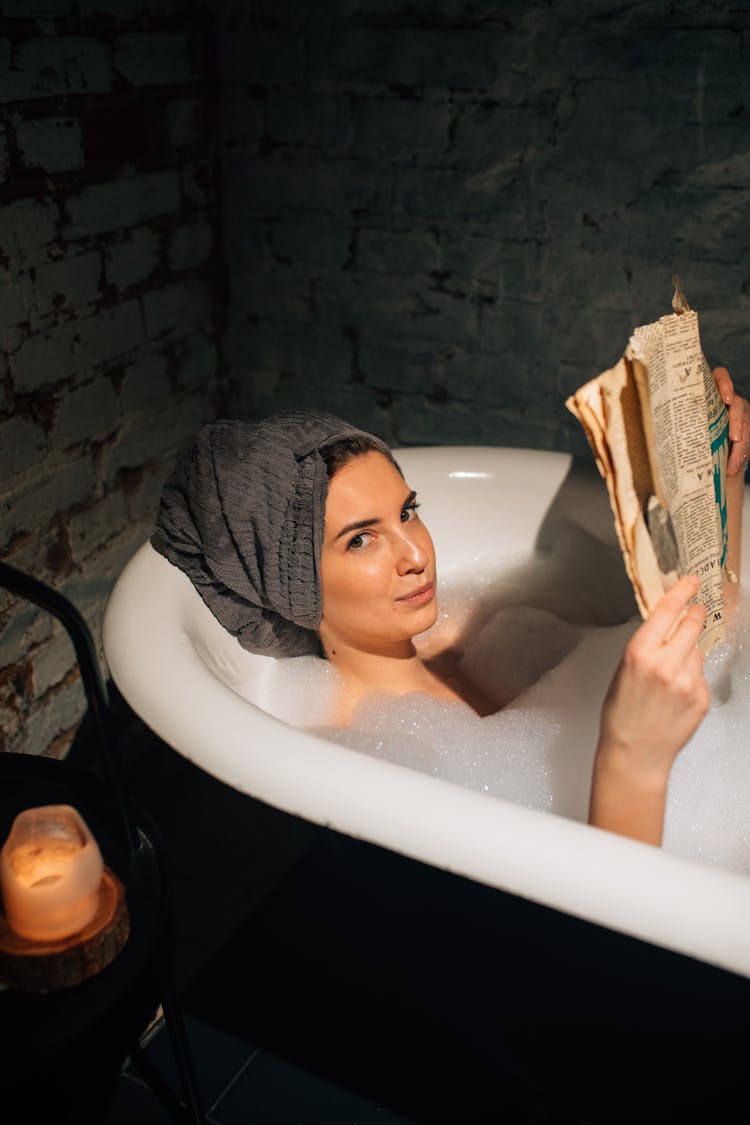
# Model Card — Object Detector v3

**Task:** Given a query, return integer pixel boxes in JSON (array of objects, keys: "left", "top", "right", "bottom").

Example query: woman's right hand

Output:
[{"left": 589, "top": 574, "right": 710, "bottom": 845}]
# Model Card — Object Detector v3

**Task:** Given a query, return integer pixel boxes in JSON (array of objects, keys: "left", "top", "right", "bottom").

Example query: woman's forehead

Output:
[{"left": 325, "top": 451, "right": 411, "bottom": 517}]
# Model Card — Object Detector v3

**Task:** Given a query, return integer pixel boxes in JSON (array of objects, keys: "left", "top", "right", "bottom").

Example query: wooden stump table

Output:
[{"left": 0, "top": 867, "right": 130, "bottom": 992}]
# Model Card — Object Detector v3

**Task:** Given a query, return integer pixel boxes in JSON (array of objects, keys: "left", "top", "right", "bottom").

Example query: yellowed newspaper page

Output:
[
  {"left": 566, "top": 284, "right": 730, "bottom": 653},
  {"left": 628, "top": 307, "right": 729, "bottom": 650},
  {"left": 566, "top": 359, "right": 669, "bottom": 621}
]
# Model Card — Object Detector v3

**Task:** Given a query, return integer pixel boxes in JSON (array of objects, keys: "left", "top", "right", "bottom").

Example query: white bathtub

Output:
[{"left": 103, "top": 446, "right": 750, "bottom": 981}]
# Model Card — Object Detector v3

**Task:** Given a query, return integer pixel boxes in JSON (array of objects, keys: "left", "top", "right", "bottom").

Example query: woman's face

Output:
[{"left": 319, "top": 450, "right": 438, "bottom": 656}]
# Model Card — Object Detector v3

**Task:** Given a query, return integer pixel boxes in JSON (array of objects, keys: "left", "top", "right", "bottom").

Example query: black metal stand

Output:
[{"left": 0, "top": 562, "right": 207, "bottom": 1125}]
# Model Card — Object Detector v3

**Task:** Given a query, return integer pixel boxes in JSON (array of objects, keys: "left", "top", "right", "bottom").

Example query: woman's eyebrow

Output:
[
  {"left": 334, "top": 515, "right": 381, "bottom": 542},
  {"left": 333, "top": 490, "right": 417, "bottom": 542}
]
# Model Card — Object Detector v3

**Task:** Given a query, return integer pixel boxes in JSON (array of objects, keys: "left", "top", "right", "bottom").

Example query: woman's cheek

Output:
[{"left": 346, "top": 551, "right": 387, "bottom": 593}]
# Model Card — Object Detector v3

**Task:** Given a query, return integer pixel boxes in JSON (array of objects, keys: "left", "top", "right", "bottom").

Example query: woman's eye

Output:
[
  {"left": 401, "top": 502, "right": 420, "bottom": 523},
  {"left": 347, "top": 531, "right": 373, "bottom": 550}
]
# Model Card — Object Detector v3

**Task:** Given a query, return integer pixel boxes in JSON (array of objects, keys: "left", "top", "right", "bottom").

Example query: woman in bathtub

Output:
[{"left": 156, "top": 368, "right": 750, "bottom": 848}]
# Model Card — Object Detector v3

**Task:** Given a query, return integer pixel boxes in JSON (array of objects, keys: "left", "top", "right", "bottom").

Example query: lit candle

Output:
[{"left": 0, "top": 805, "right": 104, "bottom": 943}]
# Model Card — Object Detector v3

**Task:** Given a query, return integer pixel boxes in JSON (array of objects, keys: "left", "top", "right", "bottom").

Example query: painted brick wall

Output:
[
  {"left": 0, "top": 1, "right": 227, "bottom": 756},
  {"left": 217, "top": 0, "right": 750, "bottom": 448}
]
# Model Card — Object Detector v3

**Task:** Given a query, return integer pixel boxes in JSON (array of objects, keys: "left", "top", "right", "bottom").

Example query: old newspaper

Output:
[{"left": 566, "top": 279, "right": 731, "bottom": 653}]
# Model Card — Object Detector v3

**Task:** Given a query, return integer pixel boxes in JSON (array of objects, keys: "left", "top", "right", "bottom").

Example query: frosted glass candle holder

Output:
[{"left": 0, "top": 805, "right": 104, "bottom": 943}]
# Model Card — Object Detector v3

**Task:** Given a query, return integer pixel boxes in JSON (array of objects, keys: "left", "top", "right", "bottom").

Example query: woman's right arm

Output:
[{"left": 588, "top": 575, "right": 710, "bottom": 846}]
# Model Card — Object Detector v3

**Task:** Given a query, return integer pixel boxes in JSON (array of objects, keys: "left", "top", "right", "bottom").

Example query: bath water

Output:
[{"left": 259, "top": 559, "right": 750, "bottom": 877}]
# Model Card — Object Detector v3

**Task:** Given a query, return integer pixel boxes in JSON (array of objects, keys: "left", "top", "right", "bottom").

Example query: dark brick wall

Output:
[
  {"left": 218, "top": 0, "right": 750, "bottom": 447},
  {"left": 0, "top": 0, "right": 227, "bottom": 755},
  {"left": 2, "top": 0, "right": 750, "bottom": 756}
]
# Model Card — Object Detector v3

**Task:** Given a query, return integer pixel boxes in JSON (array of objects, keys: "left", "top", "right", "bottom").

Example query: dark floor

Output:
[{"left": 58, "top": 694, "right": 750, "bottom": 1125}]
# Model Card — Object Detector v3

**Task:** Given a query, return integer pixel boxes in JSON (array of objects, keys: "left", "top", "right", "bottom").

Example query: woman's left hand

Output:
[
  {"left": 713, "top": 367, "right": 749, "bottom": 603},
  {"left": 713, "top": 366, "right": 750, "bottom": 476}
]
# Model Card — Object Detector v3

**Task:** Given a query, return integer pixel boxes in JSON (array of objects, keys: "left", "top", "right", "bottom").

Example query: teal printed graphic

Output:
[{"left": 710, "top": 405, "right": 730, "bottom": 567}]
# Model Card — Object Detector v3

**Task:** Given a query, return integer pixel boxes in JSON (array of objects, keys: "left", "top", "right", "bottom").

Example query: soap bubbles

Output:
[
  {"left": 661, "top": 598, "right": 750, "bottom": 871},
  {"left": 260, "top": 654, "right": 341, "bottom": 729},
  {"left": 258, "top": 560, "right": 750, "bottom": 877}
]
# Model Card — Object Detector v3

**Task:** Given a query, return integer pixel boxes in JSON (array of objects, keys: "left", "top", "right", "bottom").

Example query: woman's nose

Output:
[{"left": 395, "top": 529, "right": 428, "bottom": 575}]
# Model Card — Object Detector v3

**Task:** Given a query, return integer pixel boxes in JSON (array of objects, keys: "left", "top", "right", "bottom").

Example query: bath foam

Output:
[
  {"left": 662, "top": 597, "right": 750, "bottom": 871},
  {"left": 259, "top": 554, "right": 606, "bottom": 732},
  {"left": 258, "top": 568, "right": 750, "bottom": 877},
  {"left": 320, "top": 614, "right": 629, "bottom": 825},
  {"left": 261, "top": 654, "right": 341, "bottom": 728}
]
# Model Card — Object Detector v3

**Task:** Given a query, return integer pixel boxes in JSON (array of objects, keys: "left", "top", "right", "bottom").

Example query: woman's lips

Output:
[{"left": 396, "top": 582, "right": 435, "bottom": 605}]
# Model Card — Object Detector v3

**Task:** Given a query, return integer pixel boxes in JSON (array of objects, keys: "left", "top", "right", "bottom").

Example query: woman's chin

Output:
[{"left": 396, "top": 601, "right": 442, "bottom": 636}]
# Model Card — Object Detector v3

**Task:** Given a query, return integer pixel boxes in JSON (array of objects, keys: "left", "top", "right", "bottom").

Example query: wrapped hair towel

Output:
[{"left": 155, "top": 410, "right": 395, "bottom": 657}]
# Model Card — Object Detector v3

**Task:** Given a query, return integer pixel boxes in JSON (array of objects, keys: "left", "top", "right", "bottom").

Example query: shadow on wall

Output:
[{"left": 216, "top": 0, "right": 750, "bottom": 448}]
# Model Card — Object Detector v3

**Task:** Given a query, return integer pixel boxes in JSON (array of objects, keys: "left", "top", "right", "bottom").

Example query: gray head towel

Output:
[{"left": 156, "top": 410, "right": 395, "bottom": 657}]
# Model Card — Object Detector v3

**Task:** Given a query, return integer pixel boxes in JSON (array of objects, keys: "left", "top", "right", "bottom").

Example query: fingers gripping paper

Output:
[{"left": 566, "top": 279, "right": 730, "bottom": 653}]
